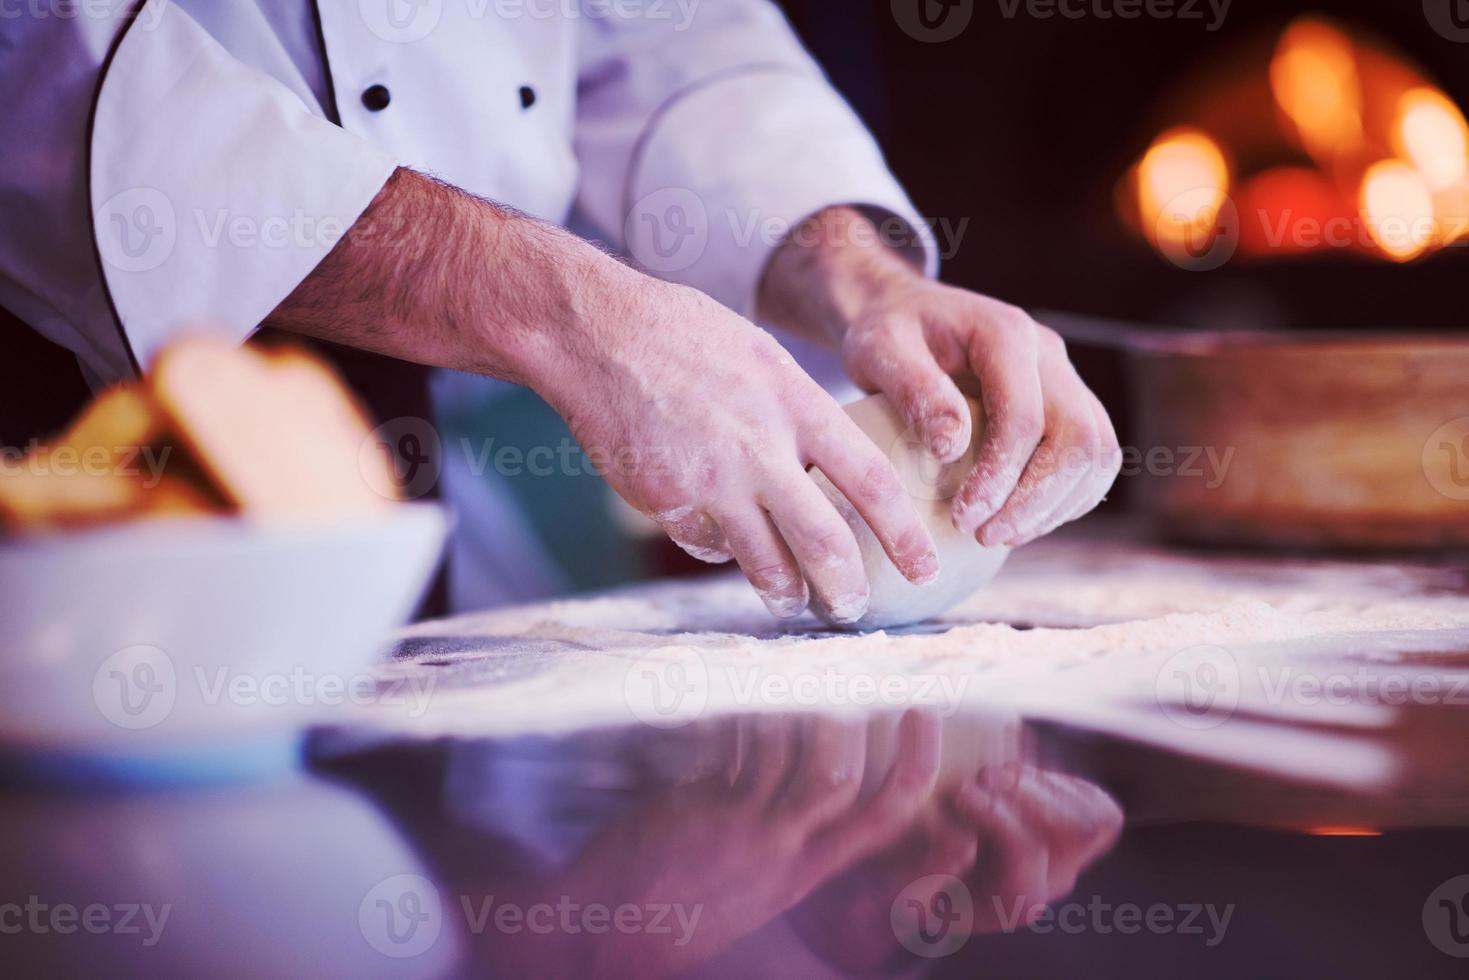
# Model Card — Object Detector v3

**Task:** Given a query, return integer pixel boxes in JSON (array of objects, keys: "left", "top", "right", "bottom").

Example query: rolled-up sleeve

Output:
[
  {"left": 88, "top": 3, "right": 398, "bottom": 375},
  {"left": 573, "top": 1, "right": 938, "bottom": 318},
  {"left": 0, "top": 3, "right": 397, "bottom": 384}
]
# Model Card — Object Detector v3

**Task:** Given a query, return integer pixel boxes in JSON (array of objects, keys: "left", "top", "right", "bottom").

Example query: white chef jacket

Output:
[{"left": 1, "top": 0, "right": 938, "bottom": 385}]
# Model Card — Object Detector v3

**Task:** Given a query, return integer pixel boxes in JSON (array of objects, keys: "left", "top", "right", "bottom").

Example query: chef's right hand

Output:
[{"left": 538, "top": 274, "right": 939, "bottom": 623}]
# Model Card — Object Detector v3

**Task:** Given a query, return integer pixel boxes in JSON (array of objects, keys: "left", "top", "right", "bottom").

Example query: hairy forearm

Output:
[
  {"left": 269, "top": 178, "right": 947, "bottom": 614},
  {"left": 265, "top": 167, "right": 637, "bottom": 396},
  {"left": 755, "top": 206, "right": 923, "bottom": 344}
]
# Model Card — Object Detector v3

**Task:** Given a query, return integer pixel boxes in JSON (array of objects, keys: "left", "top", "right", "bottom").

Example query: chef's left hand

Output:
[{"left": 759, "top": 207, "right": 1122, "bottom": 548}]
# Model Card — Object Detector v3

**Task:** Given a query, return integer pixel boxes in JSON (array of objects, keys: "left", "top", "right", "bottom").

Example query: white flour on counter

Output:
[{"left": 353, "top": 538, "right": 1469, "bottom": 759}]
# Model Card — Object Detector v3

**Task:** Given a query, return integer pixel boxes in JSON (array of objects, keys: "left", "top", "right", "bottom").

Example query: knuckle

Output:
[
  {"left": 650, "top": 499, "right": 705, "bottom": 533},
  {"left": 730, "top": 428, "right": 763, "bottom": 463},
  {"left": 841, "top": 328, "right": 889, "bottom": 370},
  {"left": 862, "top": 792, "right": 906, "bottom": 829},
  {"left": 1057, "top": 416, "right": 1103, "bottom": 476},
  {"left": 811, "top": 526, "right": 857, "bottom": 565},
  {"left": 854, "top": 456, "right": 903, "bottom": 505},
  {"left": 642, "top": 485, "right": 693, "bottom": 517},
  {"left": 904, "top": 381, "right": 959, "bottom": 425},
  {"left": 802, "top": 766, "right": 862, "bottom": 802},
  {"left": 1035, "top": 324, "right": 1067, "bottom": 357},
  {"left": 1006, "top": 409, "right": 1045, "bottom": 446},
  {"left": 672, "top": 469, "right": 714, "bottom": 505},
  {"left": 993, "top": 304, "right": 1038, "bottom": 341},
  {"left": 1098, "top": 427, "right": 1124, "bottom": 474}
]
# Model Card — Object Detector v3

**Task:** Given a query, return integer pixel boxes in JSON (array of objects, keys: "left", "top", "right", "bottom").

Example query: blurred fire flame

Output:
[
  {"left": 1270, "top": 17, "right": 1363, "bottom": 166},
  {"left": 1125, "top": 14, "right": 1469, "bottom": 265},
  {"left": 1136, "top": 128, "right": 1231, "bottom": 256},
  {"left": 1359, "top": 159, "right": 1435, "bottom": 260}
]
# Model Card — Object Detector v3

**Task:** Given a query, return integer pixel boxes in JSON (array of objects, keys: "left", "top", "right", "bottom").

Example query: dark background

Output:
[
  {"left": 13, "top": 1, "right": 1468, "bottom": 449},
  {"left": 782, "top": 0, "right": 1469, "bottom": 331}
]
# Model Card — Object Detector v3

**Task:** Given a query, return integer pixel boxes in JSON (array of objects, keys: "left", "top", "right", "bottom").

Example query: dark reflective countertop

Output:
[
  {"left": 7, "top": 536, "right": 1469, "bottom": 977},
  {"left": 5, "top": 699, "right": 1469, "bottom": 979}
]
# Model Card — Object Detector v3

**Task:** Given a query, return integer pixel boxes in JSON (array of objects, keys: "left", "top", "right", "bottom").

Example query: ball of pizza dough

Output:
[{"left": 809, "top": 392, "right": 1009, "bottom": 630}]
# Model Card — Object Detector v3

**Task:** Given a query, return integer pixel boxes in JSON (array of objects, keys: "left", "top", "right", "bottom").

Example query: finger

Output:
[
  {"left": 777, "top": 714, "right": 869, "bottom": 826},
  {"left": 913, "top": 817, "right": 982, "bottom": 879},
  {"left": 1017, "top": 419, "right": 1117, "bottom": 544},
  {"left": 764, "top": 474, "right": 872, "bottom": 625},
  {"left": 677, "top": 717, "right": 743, "bottom": 792},
  {"left": 1011, "top": 771, "right": 1124, "bottom": 883},
  {"left": 1053, "top": 391, "right": 1123, "bottom": 528},
  {"left": 731, "top": 714, "right": 801, "bottom": 803},
  {"left": 1008, "top": 375, "right": 1120, "bottom": 542},
  {"left": 1018, "top": 467, "right": 1102, "bottom": 545},
  {"left": 956, "top": 790, "right": 1053, "bottom": 933},
  {"left": 803, "top": 415, "right": 940, "bottom": 587},
  {"left": 803, "top": 710, "right": 943, "bottom": 875},
  {"left": 713, "top": 506, "right": 809, "bottom": 618},
  {"left": 974, "top": 439, "right": 1085, "bottom": 548},
  {"left": 975, "top": 337, "right": 1099, "bottom": 547},
  {"left": 652, "top": 505, "right": 732, "bottom": 564},
  {"left": 846, "top": 326, "right": 972, "bottom": 463},
  {"left": 957, "top": 764, "right": 1120, "bottom": 909},
  {"left": 950, "top": 309, "right": 1045, "bottom": 534}
]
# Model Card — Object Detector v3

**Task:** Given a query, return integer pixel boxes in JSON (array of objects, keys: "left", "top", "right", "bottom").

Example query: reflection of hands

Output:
[
  {"left": 790, "top": 761, "right": 1123, "bottom": 973},
  {"left": 477, "top": 711, "right": 944, "bottom": 979},
  {"left": 957, "top": 763, "right": 1124, "bottom": 932}
]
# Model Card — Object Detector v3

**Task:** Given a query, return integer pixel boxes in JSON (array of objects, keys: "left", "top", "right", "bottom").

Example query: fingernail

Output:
[
  {"left": 953, "top": 501, "right": 991, "bottom": 535},
  {"left": 979, "top": 521, "right": 1014, "bottom": 547},
  {"left": 761, "top": 591, "right": 808, "bottom": 619},
  {"left": 929, "top": 417, "right": 965, "bottom": 460},
  {"left": 911, "top": 551, "right": 941, "bottom": 585},
  {"left": 825, "top": 590, "right": 871, "bottom": 625}
]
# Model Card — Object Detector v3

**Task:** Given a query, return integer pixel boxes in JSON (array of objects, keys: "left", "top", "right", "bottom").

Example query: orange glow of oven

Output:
[
  {"left": 1124, "top": 14, "right": 1469, "bottom": 266},
  {"left": 1307, "top": 826, "right": 1383, "bottom": 837},
  {"left": 1270, "top": 16, "right": 1364, "bottom": 167},
  {"left": 1134, "top": 127, "right": 1231, "bottom": 255}
]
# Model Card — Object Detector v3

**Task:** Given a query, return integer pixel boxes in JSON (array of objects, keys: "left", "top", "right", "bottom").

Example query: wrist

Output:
[
  {"left": 757, "top": 206, "right": 924, "bottom": 344},
  {"left": 461, "top": 211, "right": 642, "bottom": 405}
]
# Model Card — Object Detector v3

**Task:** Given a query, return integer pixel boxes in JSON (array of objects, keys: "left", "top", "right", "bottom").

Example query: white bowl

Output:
[{"left": 0, "top": 504, "right": 447, "bottom": 753}]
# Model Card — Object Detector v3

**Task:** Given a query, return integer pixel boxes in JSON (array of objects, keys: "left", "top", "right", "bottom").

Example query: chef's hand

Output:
[
  {"left": 267, "top": 169, "right": 937, "bottom": 622},
  {"left": 541, "top": 273, "right": 939, "bottom": 622},
  {"left": 759, "top": 207, "right": 1122, "bottom": 548}
]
